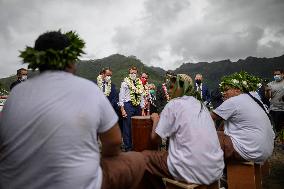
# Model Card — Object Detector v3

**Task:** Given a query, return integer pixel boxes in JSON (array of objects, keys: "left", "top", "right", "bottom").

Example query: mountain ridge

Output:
[{"left": 1, "top": 54, "right": 283, "bottom": 91}]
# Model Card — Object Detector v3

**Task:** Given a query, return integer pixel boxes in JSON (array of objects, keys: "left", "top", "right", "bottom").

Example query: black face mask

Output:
[{"left": 195, "top": 79, "right": 201, "bottom": 85}]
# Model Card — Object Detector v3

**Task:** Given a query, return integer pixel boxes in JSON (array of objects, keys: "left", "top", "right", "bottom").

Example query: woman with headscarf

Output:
[{"left": 138, "top": 74, "right": 224, "bottom": 188}]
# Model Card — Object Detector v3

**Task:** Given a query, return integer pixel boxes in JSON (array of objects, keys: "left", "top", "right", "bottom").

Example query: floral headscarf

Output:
[{"left": 169, "top": 73, "right": 202, "bottom": 101}]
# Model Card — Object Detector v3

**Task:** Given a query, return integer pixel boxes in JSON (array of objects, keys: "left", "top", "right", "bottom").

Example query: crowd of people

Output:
[{"left": 0, "top": 30, "right": 283, "bottom": 189}]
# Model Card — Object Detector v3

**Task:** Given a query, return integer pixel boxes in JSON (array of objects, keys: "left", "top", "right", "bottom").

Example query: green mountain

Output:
[
  {"left": 174, "top": 54, "right": 284, "bottom": 89},
  {"left": 0, "top": 54, "right": 164, "bottom": 91},
  {"left": 75, "top": 54, "right": 164, "bottom": 87},
  {"left": 1, "top": 53, "right": 283, "bottom": 93}
]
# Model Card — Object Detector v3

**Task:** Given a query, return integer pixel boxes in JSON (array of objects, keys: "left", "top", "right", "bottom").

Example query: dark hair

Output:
[
  {"left": 129, "top": 66, "right": 138, "bottom": 72},
  {"left": 101, "top": 67, "right": 112, "bottom": 74},
  {"left": 170, "top": 76, "right": 176, "bottom": 84},
  {"left": 34, "top": 31, "right": 70, "bottom": 71},
  {"left": 142, "top": 72, "right": 149, "bottom": 76},
  {"left": 165, "top": 71, "right": 176, "bottom": 76},
  {"left": 274, "top": 68, "right": 284, "bottom": 74},
  {"left": 35, "top": 31, "right": 70, "bottom": 51},
  {"left": 17, "top": 68, "right": 27, "bottom": 75},
  {"left": 169, "top": 77, "right": 185, "bottom": 89}
]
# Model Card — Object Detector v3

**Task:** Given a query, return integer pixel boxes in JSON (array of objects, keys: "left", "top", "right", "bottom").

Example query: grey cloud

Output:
[
  {"left": 275, "top": 28, "right": 284, "bottom": 37},
  {"left": 172, "top": 24, "right": 265, "bottom": 61},
  {"left": 205, "top": 0, "right": 284, "bottom": 26},
  {"left": 143, "top": 0, "right": 190, "bottom": 25},
  {"left": 141, "top": 0, "right": 284, "bottom": 66},
  {"left": 0, "top": 1, "right": 40, "bottom": 42},
  {"left": 196, "top": 0, "right": 284, "bottom": 60},
  {"left": 1, "top": 0, "right": 284, "bottom": 77},
  {"left": 113, "top": 0, "right": 284, "bottom": 69},
  {"left": 113, "top": 0, "right": 191, "bottom": 68},
  {"left": 257, "top": 41, "right": 284, "bottom": 58},
  {"left": 0, "top": 0, "right": 116, "bottom": 77},
  {"left": 113, "top": 25, "right": 164, "bottom": 64}
]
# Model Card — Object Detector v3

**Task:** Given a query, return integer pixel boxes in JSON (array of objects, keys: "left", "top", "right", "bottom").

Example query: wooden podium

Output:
[{"left": 131, "top": 116, "right": 159, "bottom": 152}]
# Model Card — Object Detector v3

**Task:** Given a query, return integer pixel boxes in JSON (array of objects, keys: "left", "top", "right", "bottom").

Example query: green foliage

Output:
[
  {"left": 0, "top": 88, "right": 9, "bottom": 96},
  {"left": 279, "top": 129, "right": 284, "bottom": 141},
  {"left": 220, "top": 71, "right": 262, "bottom": 92},
  {"left": 19, "top": 31, "right": 85, "bottom": 70}
]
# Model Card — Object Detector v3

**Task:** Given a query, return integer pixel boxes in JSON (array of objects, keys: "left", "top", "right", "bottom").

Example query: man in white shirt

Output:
[
  {"left": 211, "top": 72, "right": 275, "bottom": 163},
  {"left": 118, "top": 66, "right": 145, "bottom": 151},
  {"left": 0, "top": 31, "right": 145, "bottom": 189},
  {"left": 138, "top": 74, "right": 224, "bottom": 188}
]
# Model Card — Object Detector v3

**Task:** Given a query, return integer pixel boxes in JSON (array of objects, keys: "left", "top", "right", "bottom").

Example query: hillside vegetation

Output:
[{"left": 1, "top": 54, "right": 283, "bottom": 92}]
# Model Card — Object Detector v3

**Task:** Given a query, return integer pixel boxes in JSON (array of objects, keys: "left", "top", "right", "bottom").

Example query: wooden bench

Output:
[
  {"left": 163, "top": 178, "right": 219, "bottom": 189},
  {"left": 227, "top": 161, "right": 262, "bottom": 189}
]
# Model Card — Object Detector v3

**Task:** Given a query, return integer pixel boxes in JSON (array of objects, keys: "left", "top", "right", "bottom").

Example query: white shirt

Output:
[
  {"left": 118, "top": 80, "right": 144, "bottom": 108},
  {"left": 195, "top": 83, "right": 203, "bottom": 97},
  {"left": 214, "top": 93, "right": 275, "bottom": 163},
  {"left": 0, "top": 71, "right": 118, "bottom": 189},
  {"left": 156, "top": 96, "right": 224, "bottom": 185}
]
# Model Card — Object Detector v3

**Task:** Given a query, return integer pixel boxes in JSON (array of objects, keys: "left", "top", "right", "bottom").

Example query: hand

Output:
[
  {"left": 146, "top": 110, "right": 150, "bottom": 116},
  {"left": 121, "top": 108, "right": 127, "bottom": 118},
  {"left": 151, "top": 113, "right": 159, "bottom": 122}
]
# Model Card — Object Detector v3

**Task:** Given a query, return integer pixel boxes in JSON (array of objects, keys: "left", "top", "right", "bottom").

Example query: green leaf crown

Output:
[
  {"left": 19, "top": 30, "right": 85, "bottom": 70},
  {"left": 219, "top": 71, "right": 262, "bottom": 92}
]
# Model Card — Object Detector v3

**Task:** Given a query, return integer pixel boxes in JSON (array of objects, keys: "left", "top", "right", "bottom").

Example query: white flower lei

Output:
[
  {"left": 124, "top": 77, "right": 144, "bottom": 106},
  {"left": 97, "top": 75, "right": 112, "bottom": 96},
  {"left": 124, "top": 77, "right": 144, "bottom": 94}
]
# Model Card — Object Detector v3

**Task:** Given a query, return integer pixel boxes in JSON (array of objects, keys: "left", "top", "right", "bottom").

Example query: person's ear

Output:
[{"left": 65, "top": 62, "right": 76, "bottom": 74}]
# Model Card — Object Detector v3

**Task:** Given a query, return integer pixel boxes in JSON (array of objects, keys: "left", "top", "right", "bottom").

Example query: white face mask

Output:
[
  {"left": 104, "top": 76, "right": 111, "bottom": 82},
  {"left": 21, "top": 75, "right": 27, "bottom": 81},
  {"left": 274, "top": 75, "right": 282, "bottom": 82},
  {"left": 129, "top": 73, "right": 137, "bottom": 80}
]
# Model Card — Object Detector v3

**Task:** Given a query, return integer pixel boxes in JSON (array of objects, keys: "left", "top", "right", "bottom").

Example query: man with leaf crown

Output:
[
  {"left": 0, "top": 30, "right": 145, "bottom": 189},
  {"left": 211, "top": 71, "right": 275, "bottom": 163}
]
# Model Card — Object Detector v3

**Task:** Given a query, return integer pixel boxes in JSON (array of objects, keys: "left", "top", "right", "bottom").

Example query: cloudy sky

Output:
[{"left": 1, "top": 0, "right": 284, "bottom": 78}]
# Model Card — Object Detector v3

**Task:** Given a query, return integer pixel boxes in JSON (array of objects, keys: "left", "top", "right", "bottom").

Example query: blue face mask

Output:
[{"left": 274, "top": 75, "right": 282, "bottom": 82}]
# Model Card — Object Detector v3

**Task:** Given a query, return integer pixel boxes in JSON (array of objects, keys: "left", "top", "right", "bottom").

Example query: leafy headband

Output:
[
  {"left": 219, "top": 71, "right": 262, "bottom": 92},
  {"left": 19, "top": 31, "right": 85, "bottom": 70}
]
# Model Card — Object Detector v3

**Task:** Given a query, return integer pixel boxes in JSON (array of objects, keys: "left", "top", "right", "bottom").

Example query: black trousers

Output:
[{"left": 270, "top": 110, "right": 284, "bottom": 132}]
